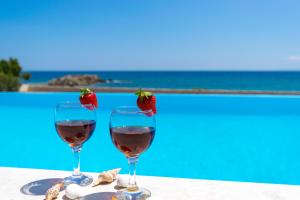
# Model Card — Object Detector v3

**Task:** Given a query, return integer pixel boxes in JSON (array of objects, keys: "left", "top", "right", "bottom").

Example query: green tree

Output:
[
  {"left": 0, "top": 73, "right": 20, "bottom": 91},
  {"left": 0, "top": 60, "right": 10, "bottom": 74},
  {"left": 9, "top": 58, "right": 22, "bottom": 76},
  {"left": 0, "top": 58, "right": 29, "bottom": 91}
]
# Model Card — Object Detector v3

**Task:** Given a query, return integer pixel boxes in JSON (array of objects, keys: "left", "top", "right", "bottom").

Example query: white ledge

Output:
[{"left": 1, "top": 167, "right": 300, "bottom": 200}]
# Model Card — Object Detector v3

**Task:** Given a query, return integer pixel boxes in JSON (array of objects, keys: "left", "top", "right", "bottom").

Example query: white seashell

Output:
[
  {"left": 117, "top": 176, "right": 128, "bottom": 188},
  {"left": 65, "top": 184, "right": 84, "bottom": 199}
]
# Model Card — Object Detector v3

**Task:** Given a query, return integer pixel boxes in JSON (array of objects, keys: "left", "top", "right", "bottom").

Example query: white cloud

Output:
[{"left": 287, "top": 55, "right": 300, "bottom": 61}]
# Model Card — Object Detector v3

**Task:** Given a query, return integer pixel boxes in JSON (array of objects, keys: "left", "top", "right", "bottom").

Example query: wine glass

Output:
[
  {"left": 109, "top": 106, "right": 156, "bottom": 199},
  {"left": 54, "top": 102, "right": 96, "bottom": 186}
]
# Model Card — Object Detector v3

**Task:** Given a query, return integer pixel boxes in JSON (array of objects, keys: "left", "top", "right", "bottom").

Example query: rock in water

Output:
[{"left": 48, "top": 74, "right": 105, "bottom": 86}]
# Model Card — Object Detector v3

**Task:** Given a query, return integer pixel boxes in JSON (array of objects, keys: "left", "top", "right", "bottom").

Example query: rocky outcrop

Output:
[{"left": 48, "top": 74, "right": 105, "bottom": 86}]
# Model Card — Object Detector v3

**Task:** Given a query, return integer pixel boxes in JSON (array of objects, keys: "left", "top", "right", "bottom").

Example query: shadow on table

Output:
[
  {"left": 62, "top": 192, "right": 115, "bottom": 200},
  {"left": 20, "top": 178, "right": 63, "bottom": 195}
]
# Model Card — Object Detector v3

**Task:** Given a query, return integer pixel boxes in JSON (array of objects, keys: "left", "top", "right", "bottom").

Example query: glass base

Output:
[
  {"left": 63, "top": 173, "right": 93, "bottom": 186},
  {"left": 114, "top": 187, "right": 151, "bottom": 200}
]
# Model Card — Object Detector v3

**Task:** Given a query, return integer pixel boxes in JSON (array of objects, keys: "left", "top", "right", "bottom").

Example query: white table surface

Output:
[{"left": 1, "top": 167, "right": 300, "bottom": 200}]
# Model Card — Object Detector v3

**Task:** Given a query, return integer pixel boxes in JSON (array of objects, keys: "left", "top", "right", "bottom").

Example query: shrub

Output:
[
  {"left": 0, "top": 58, "right": 21, "bottom": 76},
  {"left": 0, "top": 58, "right": 26, "bottom": 91},
  {"left": 0, "top": 73, "right": 20, "bottom": 91},
  {"left": 8, "top": 58, "right": 22, "bottom": 77},
  {"left": 21, "top": 72, "right": 31, "bottom": 80}
]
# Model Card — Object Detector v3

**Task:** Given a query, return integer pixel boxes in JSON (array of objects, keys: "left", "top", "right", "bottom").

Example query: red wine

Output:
[
  {"left": 110, "top": 126, "right": 155, "bottom": 157},
  {"left": 55, "top": 120, "right": 96, "bottom": 147}
]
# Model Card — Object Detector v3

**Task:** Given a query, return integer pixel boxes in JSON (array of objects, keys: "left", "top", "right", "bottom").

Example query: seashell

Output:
[
  {"left": 116, "top": 176, "right": 128, "bottom": 188},
  {"left": 65, "top": 184, "right": 84, "bottom": 199},
  {"left": 111, "top": 196, "right": 118, "bottom": 200},
  {"left": 45, "top": 182, "right": 64, "bottom": 200},
  {"left": 93, "top": 168, "right": 121, "bottom": 186}
]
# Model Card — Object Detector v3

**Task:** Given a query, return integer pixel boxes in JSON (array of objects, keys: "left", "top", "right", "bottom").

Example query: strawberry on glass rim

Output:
[
  {"left": 135, "top": 89, "right": 157, "bottom": 116},
  {"left": 79, "top": 88, "right": 98, "bottom": 110}
]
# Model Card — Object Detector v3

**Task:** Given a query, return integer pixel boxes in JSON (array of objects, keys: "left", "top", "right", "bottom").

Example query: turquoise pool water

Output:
[{"left": 1, "top": 93, "right": 300, "bottom": 185}]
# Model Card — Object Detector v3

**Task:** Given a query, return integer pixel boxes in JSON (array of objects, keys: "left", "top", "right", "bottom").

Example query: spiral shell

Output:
[
  {"left": 45, "top": 182, "right": 64, "bottom": 200},
  {"left": 93, "top": 168, "right": 121, "bottom": 186}
]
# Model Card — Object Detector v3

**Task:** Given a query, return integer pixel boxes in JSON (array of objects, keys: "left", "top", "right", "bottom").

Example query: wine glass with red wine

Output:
[
  {"left": 110, "top": 106, "right": 156, "bottom": 199},
  {"left": 55, "top": 102, "right": 96, "bottom": 186}
]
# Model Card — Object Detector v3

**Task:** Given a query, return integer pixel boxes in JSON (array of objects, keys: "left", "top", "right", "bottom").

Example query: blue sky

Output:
[{"left": 0, "top": 0, "right": 299, "bottom": 71}]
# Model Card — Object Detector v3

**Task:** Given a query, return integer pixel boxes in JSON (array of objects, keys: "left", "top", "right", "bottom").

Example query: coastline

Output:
[{"left": 19, "top": 84, "right": 300, "bottom": 95}]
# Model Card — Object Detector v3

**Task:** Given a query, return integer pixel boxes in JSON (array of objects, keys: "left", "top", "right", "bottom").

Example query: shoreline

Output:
[{"left": 19, "top": 84, "right": 300, "bottom": 95}]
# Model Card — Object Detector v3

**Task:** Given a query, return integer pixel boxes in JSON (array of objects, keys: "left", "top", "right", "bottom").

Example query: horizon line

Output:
[{"left": 24, "top": 69, "right": 300, "bottom": 72}]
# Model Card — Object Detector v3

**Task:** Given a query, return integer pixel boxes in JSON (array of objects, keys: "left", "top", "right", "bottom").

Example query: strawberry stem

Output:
[
  {"left": 80, "top": 88, "right": 92, "bottom": 97},
  {"left": 135, "top": 88, "right": 153, "bottom": 100}
]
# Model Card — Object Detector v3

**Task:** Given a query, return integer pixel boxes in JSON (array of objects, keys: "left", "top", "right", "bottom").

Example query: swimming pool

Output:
[{"left": 1, "top": 92, "right": 300, "bottom": 185}]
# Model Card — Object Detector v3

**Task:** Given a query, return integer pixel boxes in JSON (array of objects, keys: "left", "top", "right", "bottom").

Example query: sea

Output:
[{"left": 23, "top": 71, "right": 300, "bottom": 91}]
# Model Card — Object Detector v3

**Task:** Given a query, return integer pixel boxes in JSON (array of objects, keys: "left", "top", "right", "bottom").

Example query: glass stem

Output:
[
  {"left": 72, "top": 145, "right": 82, "bottom": 176},
  {"left": 127, "top": 156, "right": 138, "bottom": 191}
]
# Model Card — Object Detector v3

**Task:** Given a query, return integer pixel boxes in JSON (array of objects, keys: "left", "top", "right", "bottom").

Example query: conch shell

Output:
[
  {"left": 93, "top": 168, "right": 121, "bottom": 186},
  {"left": 45, "top": 182, "right": 64, "bottom": 200}
]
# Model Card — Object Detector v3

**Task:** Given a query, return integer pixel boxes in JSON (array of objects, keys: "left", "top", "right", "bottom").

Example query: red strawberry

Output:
[
  {"left": 79, "top": 88, "right": 98, "bottom": 110},
  {"left": 135, "top": 89, "right": 156, "bottom": 116}
]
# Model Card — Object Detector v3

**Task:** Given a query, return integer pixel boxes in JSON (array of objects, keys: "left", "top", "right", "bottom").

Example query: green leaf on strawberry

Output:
[
  {"left": 79, "top": 88, "right": 98, "bottom": 110},
  {"left": 136, "top": 88, "right": 156, "bottom": 116}
]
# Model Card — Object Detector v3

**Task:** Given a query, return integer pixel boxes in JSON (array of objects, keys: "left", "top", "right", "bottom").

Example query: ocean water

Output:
[
  {"left": 2, "top": 93, "right": 300, "bottom": 185},
  {"left": 24, "top": 71, "right": 300, "bottom": 91}
]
